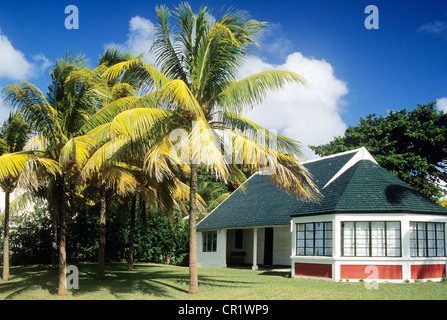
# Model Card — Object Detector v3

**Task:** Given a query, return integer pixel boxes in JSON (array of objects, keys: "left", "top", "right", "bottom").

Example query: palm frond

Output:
[
  {"left": 144, "top": 132, "right": 191, "bottom": 182},
  {"left": 152, "top": 5, "right": 189, "bottom": 83},
  {"left": 3, "top": 82, "right": 63, "bottom": 142},
  {"left": 189, "top": 117, "right": 229, "bottom": 181},
  {"left": 214, "top": 70, "right": 306, "bottom": 113},
  {"left": 0, "top": 151, "right": 41, "bottom": 180},
  {"left": 17, "top": 157, "right": 61, "bottom": 191},
  {"left": 221, "top": 128, "right": 319, "bottom": 201},
  {"left": 218, "top": 111, "right": 305, "bottom": 159},
  {"left": 109, "top": 108, "right": 172, "bottom": 139},
  {"left": 59, "top": 135, "right": 97, "bottom": 169},
  {"left": 100, "top": 165, "right": 138, "bottom": 196},
  {"left": 82, "top": 135, "right": 133, "bottom": 177},
  {"left": 157, "top": 79, "right": 204, "bottom": 116},
  {"left": 102, "top": 58, "right": 170, "bottom": 91}
]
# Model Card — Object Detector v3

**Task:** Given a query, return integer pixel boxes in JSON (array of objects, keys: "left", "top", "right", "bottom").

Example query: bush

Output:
[{"left": 1, "top": 198, "right": 189, "bottom": 267}]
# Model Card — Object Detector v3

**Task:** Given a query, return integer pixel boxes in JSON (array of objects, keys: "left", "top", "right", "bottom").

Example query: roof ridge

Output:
[
  {"left": 300, "top": 147, "right": 362, "bottom": 165},
  {"left": 322, "top": 147, "right": 377, "bottom": 189}
]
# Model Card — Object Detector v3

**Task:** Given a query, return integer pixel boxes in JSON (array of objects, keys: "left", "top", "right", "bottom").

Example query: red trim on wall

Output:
[
  {"left": 340, "top": 265, "right": 402, "bottom": 280},
  {"left": 294, "top": 262, "right": 332, "bottom": 278},
  {"left": 411, "top": 264, "right": 446, "bottom": 279}
]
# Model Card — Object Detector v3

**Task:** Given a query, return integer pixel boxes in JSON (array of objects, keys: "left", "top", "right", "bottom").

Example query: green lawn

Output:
[{"left": 0, "top": 263, "right": 446, "bottom": 300}]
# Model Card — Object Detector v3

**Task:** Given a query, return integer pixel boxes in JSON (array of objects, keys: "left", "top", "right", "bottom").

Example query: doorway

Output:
[{"left": 263, "top": 227, "right": 273, "bottom": 266}]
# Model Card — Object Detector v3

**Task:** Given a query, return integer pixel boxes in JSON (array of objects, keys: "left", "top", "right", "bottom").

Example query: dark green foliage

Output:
[
  {"left": 131, "top": 208, "right": 189, "bottom": 266},
  {"left": 5, "top": 200, "right": 53, "bottom": 265},
  {"left": 2, "top": 198, "right": 189, "bottom": 266},
  {"left": 310, "top": 102, "right": 447, "bottom": 200}
]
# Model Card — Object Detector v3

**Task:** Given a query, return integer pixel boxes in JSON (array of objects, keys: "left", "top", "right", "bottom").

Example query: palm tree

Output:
[
  {"left": 99, "top": 3, "right": 320, "bottom": 294},
  {"left": 0, "top": 111, "right": 59, "bottom": 281},
  {"left": 3, "top": 54, "right": 104, "bottom": 295},
  {"left": 0, "top": 111, "right": 29, "bottom": 281},
  {"left": 74, "top": 48, "right": 205, "bottom": 279}
]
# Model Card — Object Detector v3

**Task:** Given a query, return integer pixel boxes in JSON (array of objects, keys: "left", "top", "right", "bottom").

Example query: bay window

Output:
[
  {"left": 410, "top": 222, "right": 445, "bottom": 257},
  {"left": 296, "top": 222, "right": 332, "bottom": 256},
  {"left": 341, "top": 221, "right": 401, "bottom": 257}
]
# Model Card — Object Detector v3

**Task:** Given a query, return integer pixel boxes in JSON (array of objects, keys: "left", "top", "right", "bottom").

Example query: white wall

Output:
[
  {"left": 272, "top": 225, "right": 292, "bottom": 265},
  {"left": 198, "top": 225, "right": 291, "bottom": 268},
  {"left": 197, "top": 229, "right": 227, "bottom": 268}
]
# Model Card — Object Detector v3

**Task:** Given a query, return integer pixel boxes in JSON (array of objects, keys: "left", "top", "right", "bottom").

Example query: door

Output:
[{"left": 263, "top": 227, "right": 273, "bottom": 266}]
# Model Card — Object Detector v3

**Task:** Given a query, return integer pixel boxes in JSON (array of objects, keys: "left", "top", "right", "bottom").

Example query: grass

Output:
[{"left": 1, "top": 262, "right": 447, "bottom": 300}]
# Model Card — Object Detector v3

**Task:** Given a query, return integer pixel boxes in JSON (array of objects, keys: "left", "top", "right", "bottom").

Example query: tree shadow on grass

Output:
[
  {"left": 0, "top": 263, "right": 255, "bottom": 299},
  {"left": 0, "top": 265, "right": 59, "bottom": 299},
  {"left": 73, "top": 263, "right": 254, "bottom": 299}
]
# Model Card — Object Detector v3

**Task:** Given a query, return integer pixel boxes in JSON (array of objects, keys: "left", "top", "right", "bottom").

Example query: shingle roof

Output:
[{"left": 197, "top": 148, "right": 447, "bottom": 231}]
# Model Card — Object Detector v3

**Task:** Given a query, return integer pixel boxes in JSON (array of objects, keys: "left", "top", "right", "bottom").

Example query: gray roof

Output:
[{"left": 197, "top": 148, "right": 447, "bottom": 231}]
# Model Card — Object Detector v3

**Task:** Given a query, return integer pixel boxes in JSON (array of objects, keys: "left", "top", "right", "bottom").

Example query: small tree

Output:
[
  {"left": 0, "top": 111, "right": 59, "bottom": 281},
  {"left": 311, "top": 102, "right": 447, "bottom": 200}
]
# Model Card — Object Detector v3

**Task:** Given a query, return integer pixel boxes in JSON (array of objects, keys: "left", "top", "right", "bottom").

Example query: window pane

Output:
[
  {"left": 315, "top": 247, "right": 324, "bottom": 256},
  {"left": 356, "top": 222, "right": 370, "bottom": 256},
  {"left": 315, "top": 222, "right": 324, "bottom": 231},
  {"left": 202, "top": 231, "right": 217, "bottom": 252},
  {"left": 212, "top": 231, "right": 217, "bottom": 251},
  {"left": 305, "top": 239, "right": 314, "bottom": 248},
  {"left": 371, "top": 222, "right": 385, "bottom": 257},
  {"left": 296, "top": 222, "right": 332, "bottom": 256},
  {"left": 342, "top": 222, "right": 355, "bottom": 256}
]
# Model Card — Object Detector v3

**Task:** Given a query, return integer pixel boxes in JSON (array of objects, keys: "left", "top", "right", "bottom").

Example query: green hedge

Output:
[{"left": 1, "top": 199, "right": 189, "bottom": 267}]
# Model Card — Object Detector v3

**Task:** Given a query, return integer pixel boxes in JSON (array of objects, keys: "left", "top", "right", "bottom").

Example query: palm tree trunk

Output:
[
  {"left": 97, "top": 186, "right": 106, "bottom": 280},
  {"left": 57, "top": 189, "right": 68, "bottom": 296},
  {"left": 127, "top": 195, "right": 136, "bottom": 271},
  {"left": 51, "top": 211, "right": 58, "bottom": 270},
  {"left": 2, "top": 191, "right": 10, "bottom": 281},
  {"left": 188, "top": 163, "right": 199, "bottom": 294},
  {"left": 140, "top": 195, "right": 147, "bottom": 233},
  {"left": 48, "top": 188, "right": 59, "bottom": 270}
]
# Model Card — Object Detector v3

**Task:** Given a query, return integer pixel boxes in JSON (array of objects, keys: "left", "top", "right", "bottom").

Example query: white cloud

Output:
[
  {"left": 418, "top": 20, "right": 447, "bottom": 34},
  {"left": 436, "top": 97, "right": 447, "bottom": 112},
  {"left": 0, "top": 31, "right": 33, "bottom": 80},
  {"left": 32, "top": 53, "right": 52, "bottom": 73},
  {"left": 240, "top": 52, "right": 349, "bottom": 160},
  {"left": 0, "top": 30, "right": 51, "bottom": 80},
  {"left": 105, "top": 16, "right": 156, "bottom": 65}
]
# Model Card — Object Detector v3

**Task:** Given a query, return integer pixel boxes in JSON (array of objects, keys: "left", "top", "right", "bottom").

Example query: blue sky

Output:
[{"left": 0, "top": 0, "right": 446, "bottom": 157}]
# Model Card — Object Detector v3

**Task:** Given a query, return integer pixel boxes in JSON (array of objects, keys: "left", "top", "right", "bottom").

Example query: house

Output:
[{"left": 196, "top": 147, "right": 447, "bottom": 282}]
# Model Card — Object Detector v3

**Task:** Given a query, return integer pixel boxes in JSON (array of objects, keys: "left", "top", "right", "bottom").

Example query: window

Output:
[
  {"left": 235, "top": 229, "right": 243, "bottom": 249},
  {"left": 202, "top": 230, "right": 217, "bottom": 252},
  {"left": 341, "top": 221, "right": 401, "bottom": 257},
  {"left": 410, "top": 222, "right": 446, "bottom": 257},
  {"left": 296, "top": 222, "right": 332, "bottom": 256}
]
